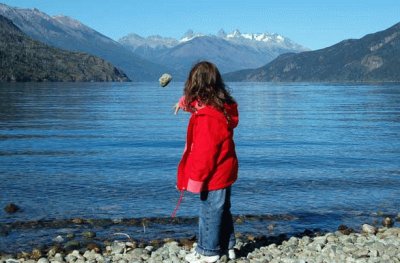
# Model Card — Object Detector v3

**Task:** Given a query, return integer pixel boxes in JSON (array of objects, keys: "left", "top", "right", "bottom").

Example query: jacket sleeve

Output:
[{"left": 186, "top": 114, "right": 222, "bottom": 193}]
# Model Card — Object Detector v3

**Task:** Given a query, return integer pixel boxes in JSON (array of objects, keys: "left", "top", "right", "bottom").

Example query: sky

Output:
[{"left": 1, "top": 0, "right": 400, "bottom": 50}]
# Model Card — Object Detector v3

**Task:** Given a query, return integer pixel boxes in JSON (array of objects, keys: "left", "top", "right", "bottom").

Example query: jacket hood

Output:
[{"left": 196, "top": 103, "right": 239, "bottom": 130}]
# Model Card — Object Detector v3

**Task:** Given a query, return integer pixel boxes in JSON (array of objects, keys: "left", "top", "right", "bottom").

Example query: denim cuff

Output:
[{"left": 195, "top": 244, "right": 220, "bottom": 256}]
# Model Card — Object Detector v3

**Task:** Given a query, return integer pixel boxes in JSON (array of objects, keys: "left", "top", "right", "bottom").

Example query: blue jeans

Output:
[{"left": 195, "top": 187, "right": 236, "bottom": 256}]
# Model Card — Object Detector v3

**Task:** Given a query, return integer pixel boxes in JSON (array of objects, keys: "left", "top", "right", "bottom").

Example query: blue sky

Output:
[{"left": 2, "top": 0, "right": 399, "bottom": 50}]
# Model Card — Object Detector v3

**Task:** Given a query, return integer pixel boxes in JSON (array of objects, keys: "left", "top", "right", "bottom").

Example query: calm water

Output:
[{"left": 1, "top": 82, "right": 400, "bottom": 251}]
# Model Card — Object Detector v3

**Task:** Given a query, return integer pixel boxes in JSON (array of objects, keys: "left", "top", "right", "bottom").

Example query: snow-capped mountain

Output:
[
  {"left": 119, "top": 29, "right": 308, "bottom": 76},
  {"left": 120, "top": 29, "right": 305, "bottom": 51},
  {"left": 224, "top": 22, "right": 400, "bottom": 82},
  {"left": 224, "top": 29, "right": 304, "bottom": 50},
  {"left": 0, "top": 2, "right": 309, "bottom": 80},
  {"left": 119, "top": 33, "right": 178, "bottom": 49}
]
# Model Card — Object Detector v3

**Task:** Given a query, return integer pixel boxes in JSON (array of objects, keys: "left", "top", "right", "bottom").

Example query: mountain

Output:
[
  {"left": 224, "top": 22, "right": 400, "bottom": 82},
  {"left": 0, "top": 15, "right": 129, "bottom": 82},
  {"left": 119, "top": 29, "right": 308, "bottom": 77},
  {"left": 0, "top": 3, "right": 169, "bottom": 81}
]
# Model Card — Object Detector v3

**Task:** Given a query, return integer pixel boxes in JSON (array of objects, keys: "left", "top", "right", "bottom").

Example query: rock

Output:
[
  {"left": 82, "top": 231, "right": 96, "bottom": 239},
  {"left": 383, "top": 217, "right": 394, "bottom": 227},
  {"left": 17, "top": 251, "right": 30, "bottom": 259},
  {"left": 86, "top": 242, "right": 101, "bottom": 252},
  {"left": 31, "top": 248, "right": 43, "bottom": 260},
  {"left": 47, "top": 245, "right": 61, "bottom": 258},
  {"left": 111, "top": 242, "right": 126, "bottom": 255},
  {"left": 63, "top": 240, "right": 81, "bottom": 252},
  {"left": 235, "top": 216, "right": 245, "bottom": 224},
  {"left": 159, "top": 73, "right": 172, "bottom": 87},
  {"left": 53, "top": 253, "right": 64, "bottom": 263},
  {"left": 37, "top": 258, "right": 49, "bottom": 263},
  {"left": 145, "top": 246, "right": 154, "bottom": 252},
  {"left": 130, "top": 248, "right": 145, "bottom": 258},
  {"left": 66, "top": 233, "right": 75, "bottom": 239},
  {"left": 337, "top": 224, "right": 354, "bottom": 235},
  {"left": 65, "top": 253, "right": 76, "bottom": 263},
  {"left": 53, "top": 235, "right": 64, "bottom": 243},
  {"left": 4, "top": 203, "right": 20, "bottom": 213},
  {"left": 71, "top": 218, "right": 84, "bottom": 224},
  {"left": 126, "top": 241, "right": 137, "bottom": 249},
  {"left": 179, "top": 238, "right": 195, "bottom": 250},
  {"left": 268, "top": 223, "right": 275, "bottom": 231},
  {"left": 362, "top": 224, "right": 377, "bottom": 234},
  {"left": 83, "top": 250, "right": 96, "bottom": 261}
]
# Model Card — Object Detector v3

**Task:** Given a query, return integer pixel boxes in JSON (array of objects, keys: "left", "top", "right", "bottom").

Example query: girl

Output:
[{"left": 175, "top": 61, "right": 239, "bottom": 263}]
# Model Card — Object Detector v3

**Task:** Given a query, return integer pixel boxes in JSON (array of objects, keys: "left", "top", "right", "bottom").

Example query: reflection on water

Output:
[{"left": 0, "top": 82, "right": 400, "bottom": 252}]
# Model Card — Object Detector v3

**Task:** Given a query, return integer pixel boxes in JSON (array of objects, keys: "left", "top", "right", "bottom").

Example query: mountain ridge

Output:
[
  {"left": 0, "top": 15, "right": 129, "bottom": 82},
  {"left": 0, "top": 3, "right": 170, "bottom": 81},
  {"left": 119, "top": 29, "right": 308, "bottom": 76},
  {"left": 224, "top": 22, "right": 400, "bottom": 82}
]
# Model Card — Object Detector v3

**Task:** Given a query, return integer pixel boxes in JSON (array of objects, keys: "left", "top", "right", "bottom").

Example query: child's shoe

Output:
[
  {"left": 228, "top": 249, "right": 236, "bottom": 260},
  {"left": 184, "top": 251, "right": 220, "bottom": 263}
]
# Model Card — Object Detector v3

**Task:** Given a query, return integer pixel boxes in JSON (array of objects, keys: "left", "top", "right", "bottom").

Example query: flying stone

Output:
[{"left": 159, "top": 73, "right": 172, "bottom": 87}]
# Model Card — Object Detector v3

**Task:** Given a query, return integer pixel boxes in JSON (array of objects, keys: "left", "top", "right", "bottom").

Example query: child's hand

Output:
[{"left": 173, "top": 102, "right": 180, "bottom": 115}]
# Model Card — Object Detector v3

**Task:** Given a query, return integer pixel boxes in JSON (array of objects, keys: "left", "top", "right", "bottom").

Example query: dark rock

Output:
[
  {"left": 383, "top": 217, "right": 394, "bottom": 228},
  {"left": 179, "top": 238, "right": 195, "bottom": 249},
  {"left": 4, "top": 203, "right": 20, "bottom": 213},
  {"left": 82, "top": 231, "right": 96, "bottom": 239},
  {"left": 66, "top": 233, "right": 75, "bottom": 239},
  {"left": 338, "top": 225, "right": 354, "bottom": 235},
  {"left": 86, "top": 242, "right": 101, "bottom": 253},
  {"left": 300, "top": 229, "right": 314, "bottom": 237},
  {"left": 63, "top": 241, "right": 81, "bottom": 252}
]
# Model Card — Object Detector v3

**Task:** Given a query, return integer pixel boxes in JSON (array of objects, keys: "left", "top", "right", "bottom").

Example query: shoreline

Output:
[
  {"left": 0, "top": 214, "right": 297, "bottom": 255},
  {"left": 1, "top": 225, "right": 399, "bottom": 262},
  {"left": 1, "top": 215, "right": 399, "bottom": 262}
]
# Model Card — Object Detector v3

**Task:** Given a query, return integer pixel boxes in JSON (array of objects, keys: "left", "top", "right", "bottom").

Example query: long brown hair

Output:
[{"left": 183, "top": 61, "right": 235, "bottom": 114}]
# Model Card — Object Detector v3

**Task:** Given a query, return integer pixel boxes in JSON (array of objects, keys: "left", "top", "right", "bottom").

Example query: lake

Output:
[{"left": 1, "top": 82, "right": 400, "bottom": 253}]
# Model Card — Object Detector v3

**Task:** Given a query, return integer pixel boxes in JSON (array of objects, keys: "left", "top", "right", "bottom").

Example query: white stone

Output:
[
  {"left": 37, "top": 258, "right": 49, "bottom": 263},
  {"left": 362, "top": 224, "right": 376, "bottom": 235},
  {"left": 144, "top": 246, "right": 154, "bottom": 252},
  {"left": 53, "top": 236, "right": 64, "bottom": 243}
]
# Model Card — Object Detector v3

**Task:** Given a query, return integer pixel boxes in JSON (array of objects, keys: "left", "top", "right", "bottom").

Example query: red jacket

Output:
[{"left": 177, "top": 101, "right": 239, "bottom": 193}]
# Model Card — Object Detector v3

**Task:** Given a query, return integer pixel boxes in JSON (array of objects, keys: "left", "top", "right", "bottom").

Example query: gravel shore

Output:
[{"left": 1, "top": 224, "right": 400, "bottom": 263}]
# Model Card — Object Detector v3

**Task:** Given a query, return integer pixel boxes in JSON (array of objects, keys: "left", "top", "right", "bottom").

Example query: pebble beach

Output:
[{"left": 1, "top": 221, "right": 400, "bottom": 263}]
